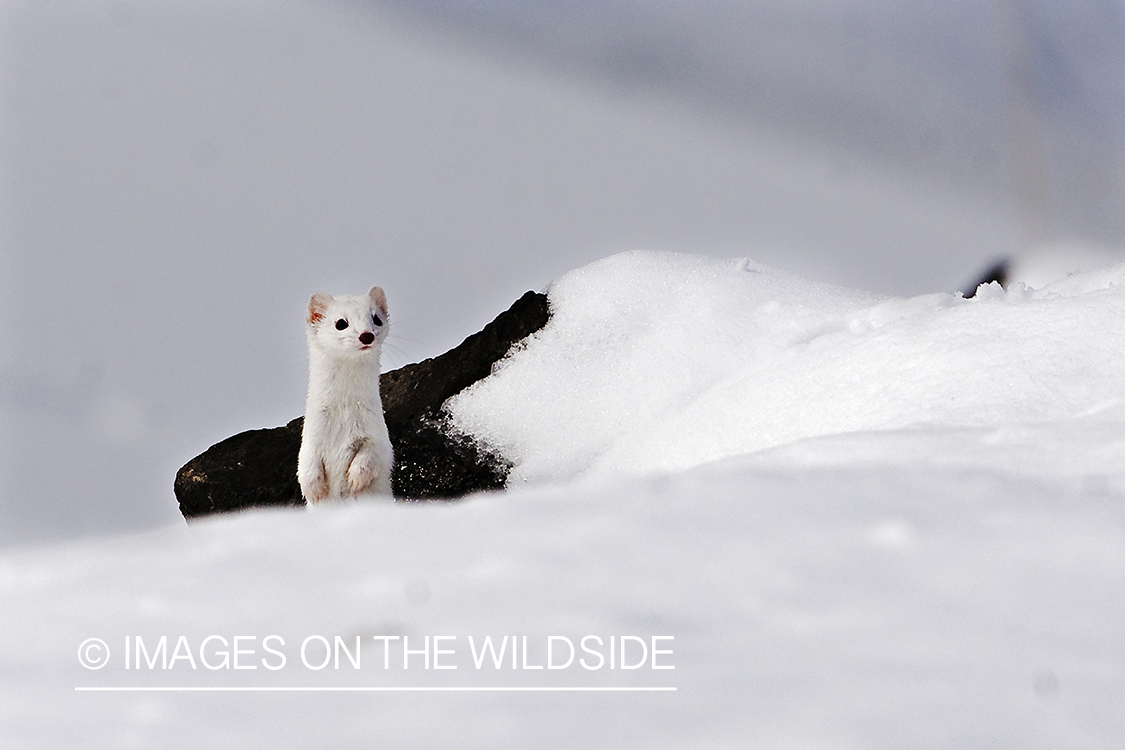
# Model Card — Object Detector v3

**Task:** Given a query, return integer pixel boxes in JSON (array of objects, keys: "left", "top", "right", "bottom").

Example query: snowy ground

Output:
[{"left": 3, "top": 253, "right": 1123, "bottom": 748}]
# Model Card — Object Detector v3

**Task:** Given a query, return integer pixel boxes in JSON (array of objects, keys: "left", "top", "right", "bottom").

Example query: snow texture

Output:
[
  {"left": 449, "top": 250, "right": 1125, "bottom": 484},
  {"left": 3, "top": 252, "right": 1124, "bottom": 748}
]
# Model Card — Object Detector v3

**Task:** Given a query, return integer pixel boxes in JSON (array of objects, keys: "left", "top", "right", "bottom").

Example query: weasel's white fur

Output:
[{"left": 297, "top": 286, "right": 393, "bottom": 504}]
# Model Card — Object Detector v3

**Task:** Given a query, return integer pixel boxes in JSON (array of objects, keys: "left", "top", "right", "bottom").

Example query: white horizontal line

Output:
[{"left": 75, "top": 686, "right": 677, "bottom": 693}]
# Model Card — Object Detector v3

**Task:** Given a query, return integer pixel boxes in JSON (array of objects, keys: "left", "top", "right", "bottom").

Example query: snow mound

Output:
[{"left": 448, "top": 250, "right": 1125, "bottom": 482}]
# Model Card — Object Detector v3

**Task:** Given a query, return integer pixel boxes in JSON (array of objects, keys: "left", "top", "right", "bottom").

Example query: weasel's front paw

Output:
[
  {"left": 300, "top": 461, "right": 330, "bottom": 503},
  {"left": 346, "top": 457, "right": 376, "bottom": 495}
]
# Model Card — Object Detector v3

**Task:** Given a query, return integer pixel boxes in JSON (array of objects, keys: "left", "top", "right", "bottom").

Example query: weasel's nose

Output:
[{"left": 359, "top": 332, "right": 375, "bottom": 346}]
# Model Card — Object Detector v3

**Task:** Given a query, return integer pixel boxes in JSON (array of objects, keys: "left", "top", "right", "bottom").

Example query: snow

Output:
[
  {"left": 3, "top": 252, "right": 1124, "bottom": 747},
  {"left": 449, "top": 250, "right": 1125, "bottom": 483},
  {"left": 1007, "top": 244, "right": 1125, "bottom": 290}
]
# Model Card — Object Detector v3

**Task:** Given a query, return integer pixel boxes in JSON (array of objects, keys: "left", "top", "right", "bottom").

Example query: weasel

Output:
[{"left": 297, "top": 286, "right": 394, "bottom": 504}]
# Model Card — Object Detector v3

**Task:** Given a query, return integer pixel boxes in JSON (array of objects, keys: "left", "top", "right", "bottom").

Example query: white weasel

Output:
[{"left": 297, "top": 286, "right": 394, "bottom": 504}]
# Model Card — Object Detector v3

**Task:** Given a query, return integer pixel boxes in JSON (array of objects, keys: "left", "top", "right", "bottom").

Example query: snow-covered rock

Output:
[{"left": 450, "top": 250, "right": 1125, "bottom": 483}]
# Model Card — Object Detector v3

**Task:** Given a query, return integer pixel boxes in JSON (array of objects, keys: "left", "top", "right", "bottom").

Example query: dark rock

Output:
[
  {"left": 383, "top": 289, "right": 551, "bottom": 499},
  {"left": 174, "top": 419, "right": 306, "bottom": 517},
  {"left": 175, "top": 291, "right": 551, "bottom": 520}
]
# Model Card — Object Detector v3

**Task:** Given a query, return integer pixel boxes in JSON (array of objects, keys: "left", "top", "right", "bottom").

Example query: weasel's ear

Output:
[
  {"left": 368, "top": 286, "right": 388, "bottom": 317},
  {"left": 308, "top": 293, "right": 332, "bottom": 325}
]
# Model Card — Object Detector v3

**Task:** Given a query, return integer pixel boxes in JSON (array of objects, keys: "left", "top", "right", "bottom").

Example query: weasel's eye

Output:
[
  {"left": 335, "top": 319, "right": 349, "bottom": 330},
  {"left": 372, "top": 313, "right": 383, "bottom": 327}
]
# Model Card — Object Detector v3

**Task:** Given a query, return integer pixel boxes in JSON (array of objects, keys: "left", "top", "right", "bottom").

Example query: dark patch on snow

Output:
[{"left": 962, "top": 257, "right": 1010, "bottom": 297}]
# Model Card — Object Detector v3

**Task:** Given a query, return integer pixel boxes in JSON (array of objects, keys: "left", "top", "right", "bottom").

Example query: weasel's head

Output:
[{"left": 306, "top": 286, "right": 389, "bottom": 358}]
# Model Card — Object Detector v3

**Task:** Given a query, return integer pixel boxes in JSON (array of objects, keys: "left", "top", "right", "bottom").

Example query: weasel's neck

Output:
[{"left": 306, "top": 348, "right": 381, "bottom": 407}]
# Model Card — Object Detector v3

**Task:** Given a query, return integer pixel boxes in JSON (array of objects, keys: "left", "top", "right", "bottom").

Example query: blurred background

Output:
[{"left": 2, "top": 0, "right": 1123, "bottom": 545}]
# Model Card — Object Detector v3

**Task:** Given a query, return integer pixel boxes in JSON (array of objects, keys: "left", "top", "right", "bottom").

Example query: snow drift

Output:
[{"left": 449, "top": 250, "right": 1125, "bottom": 483}]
